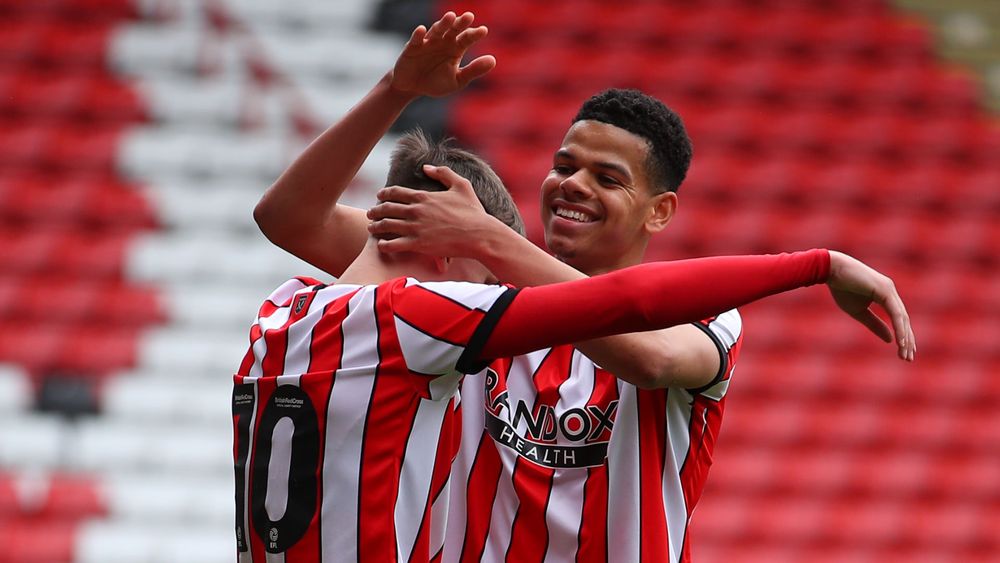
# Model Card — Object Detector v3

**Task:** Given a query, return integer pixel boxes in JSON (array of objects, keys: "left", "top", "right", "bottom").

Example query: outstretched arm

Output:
[
  {"left": 370, "top": 168, "right": 914, "bottom": 388},
  {"left": 253, "top": 12, "right": 495, "bottom": 276},
  {"left": 477, "top": 250, "right": 916, "bottom": 365}
]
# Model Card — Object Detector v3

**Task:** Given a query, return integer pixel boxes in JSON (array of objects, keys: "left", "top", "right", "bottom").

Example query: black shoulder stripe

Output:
[
  {"left": 687, "top": 321, "right": 729, "bottom": 395},
  {"left": 456, "top": 287, "right": 521, "bottom": 374}
]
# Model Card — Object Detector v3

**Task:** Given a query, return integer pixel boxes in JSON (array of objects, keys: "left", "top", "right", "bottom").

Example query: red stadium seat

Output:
[
  {"left": 0, "top": 123, "right": 50, "bottom": 168},
  {"left": 50, "top": 231, "right": 129, "bottom": 278},
  {"left": 46, "top": 126, "right": 123, "bottom": 174},
  {"left": 57, "top": 326, "right": 137, "bottom": 375},
  {"left": 36, "top": 22, "right": 114, "bottom": 69},
  {"left": 5, "top": 520, "right": 76, "bottom": 563},
  {"left": 80, "top": 75, "right": 147, "bottom": 122},
  {"left": 0, "top": 321, "right": 66, "bottom": 373},
  {"left": 38, "top": 474, "right": 106, "bottom": 519}
]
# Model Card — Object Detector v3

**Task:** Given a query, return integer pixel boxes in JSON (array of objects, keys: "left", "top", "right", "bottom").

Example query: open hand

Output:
[
  {"left": 826, "top": 251, "right": 916, "bottom": 361},
  {"left": 367, "top": 165, "right": 496, "bottom": 258},
  {"left": 390, "top": 12, "right": 496, "bottom": 98}
]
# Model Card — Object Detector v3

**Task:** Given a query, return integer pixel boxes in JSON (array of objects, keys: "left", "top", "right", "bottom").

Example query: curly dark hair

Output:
[{"left": 573, "top": 89, "right": 693, "bottom": 194}]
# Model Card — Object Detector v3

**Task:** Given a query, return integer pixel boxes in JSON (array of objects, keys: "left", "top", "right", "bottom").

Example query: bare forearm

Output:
[
  {"left": 254, "top": 73, "right": 415, "bottom": 274},
  {"left": 476, "top": 219, "right": 586, "bottom": 286},
  {"left": 574, "top": 325, "right": 722, "bottom": 389}
]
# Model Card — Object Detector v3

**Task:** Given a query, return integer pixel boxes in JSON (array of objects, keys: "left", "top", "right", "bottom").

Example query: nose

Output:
[{"left": 559, "top": 170, "right": 593, "bottom": 200}]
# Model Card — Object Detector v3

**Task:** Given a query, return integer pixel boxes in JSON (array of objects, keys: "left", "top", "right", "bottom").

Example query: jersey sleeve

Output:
[
  {"left": 390, "top": 279, "right": 519, "bottom": 376},
  {"left": 688, "top": 309, "right": 743, "bottom": 398},
  {"left": 479, "top": 250, "right": 829, "bottom": 362}
]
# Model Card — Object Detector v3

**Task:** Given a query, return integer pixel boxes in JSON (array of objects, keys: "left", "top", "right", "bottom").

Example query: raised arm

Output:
[{"left": 253, "top": 12, "right": 495, "bottom": 276}]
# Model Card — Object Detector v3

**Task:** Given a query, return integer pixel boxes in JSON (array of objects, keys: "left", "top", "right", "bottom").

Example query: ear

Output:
[{"left": 644, "top": 191, "right": 677, "bottom": 235}]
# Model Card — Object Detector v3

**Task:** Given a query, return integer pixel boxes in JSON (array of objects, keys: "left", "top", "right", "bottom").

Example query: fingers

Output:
[
  {"left": 457, "top": 54, "right": 496, "bottom": 86},
  {"left": 443, "top": 11, "right": 475, "bottom": 42},
  {"left": 422, "top": 164, "right": 473, "bottom": 192},
  {"left": 368, "top": 217, "right": 417, "bottom": 239},
  {"left": 876, "top": 283, "right": 916, "bottom": 362},
  {"left": 882, "top": 286, "right": 914, "bottom": 361},
  {"left": 854, "top": 308, "right": 893, "bottom": 344},
  {"left": 425, "top": 11, "right": 456, "bottom": 41},
  {"left": 367, "top": 201, "right": 416, "bottom": 221},
  {"left": 376, "top": 236, "right": 420, "bottom": 254},
  {"left": 374, "top": 185, "right": 428, "bottom": 205},
  {"left": 455, "top": 25, "right": 489, "bottom": 49},
  {"left": 406, "top": 25, "right": 427, "bottom": 48}
]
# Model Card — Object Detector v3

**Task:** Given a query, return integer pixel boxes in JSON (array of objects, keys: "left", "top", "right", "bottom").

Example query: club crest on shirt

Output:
[{"left": 293, "top": 294, "right": 309, "bottom": 314}]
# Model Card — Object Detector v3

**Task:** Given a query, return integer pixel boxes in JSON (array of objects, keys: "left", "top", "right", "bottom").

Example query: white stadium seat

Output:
[
  {"left": 232, "top": 0, "right": 376, "bottom": 32},
  {"left": 118, "top": 127, "right": 288, "bottom": 182},
  {"left": 75, "top": 520, "right": 233, "bottom": 563},
  {"left": 109, "top": 24, "right": 205, "bottom": 76},
  {"left": 141, "top": 182, "right": 261, "bottom": 231},
  {"left": 260, "top": 32, "right": 402, "bottom": 85},
  {"left": 0, "top": 414, "right": 70, "bottom": 471},
  {"left": 136, "top": 326, "right": 250, "bottom": 376},
  {"left": 126, "top": 231, "right": 326, "bottom": 285},
  {"left": 102, "top": 376, "right": 233, "bottom": 426},
  {"left": 136, "top": 76, "right": 245, "bottom": 126},
  {"left": 100, "top": 473, "right": 232, "bottom": 524},
  {"left": 66, "top": 420, "right": 231, "bottom": 473},
  {"left": 159, "top": 283, "right": 262, "bottom": 329},
  {"left": 0, "top": 364, "right": 32, "bottom": 413}
]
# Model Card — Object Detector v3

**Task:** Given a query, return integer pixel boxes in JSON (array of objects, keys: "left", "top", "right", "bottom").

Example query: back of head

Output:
[
  {"left": 573, "top": 89, "right": 692, "bottom": 194},
  {"left": 386, "top": 129, "right": 526, "bottom": 237}
]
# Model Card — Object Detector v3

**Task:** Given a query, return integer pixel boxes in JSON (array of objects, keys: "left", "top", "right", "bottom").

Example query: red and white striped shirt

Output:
[
  {"left": 443, "top": 310, "right": 743, "bottom": 563},
  {"left": 233, "top": 251, "right": 828, "bottom": 562},
  {"left": 233, "top": 276, "right": 515, "bottom": 563}
]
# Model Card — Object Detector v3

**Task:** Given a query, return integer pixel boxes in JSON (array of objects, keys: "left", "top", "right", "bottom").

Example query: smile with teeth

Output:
[{"left": 554, "top": 206, "right": 595, "bottom": 223}]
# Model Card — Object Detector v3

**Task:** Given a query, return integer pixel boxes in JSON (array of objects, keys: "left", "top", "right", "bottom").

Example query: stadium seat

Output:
[
  {"left": 75, "top": 521, "right": 233, "bottom": 563},
  {"left": 102, "top": 375, "right": 232, "bottom": 425},
  {"left": 37, "top": 474, "right": 106, "bottom": 520},
  {"left": 66, "top": 419, "right": 231, "bottom": 473},
  {"left": 0, "top": 414, "right": 68, "bottom": 470},
  {"left": 6, "top": 520, "right": 76, "bottom": 563},
  {"left": 136, "top": 326, "right": 250, "bottom": 375},
  {"left": 100, "top": 473, "right": 231, "bottom": 524},
  {"left": 0, "top": 364, "right": 33, "bottom": 412},
  {"left": 0, "top": 320, "right": 66, "bottom": 373},
  {"left": 35, "top": 22, "right": 115, "bottom": 69},
  {"left": 50, "top": 231, "right": 129, "bottom": 278}
]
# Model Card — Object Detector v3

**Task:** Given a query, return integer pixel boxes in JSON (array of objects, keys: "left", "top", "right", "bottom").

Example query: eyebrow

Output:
[{"left": 554, "top": 149, "right": 633, "bottom": 182}]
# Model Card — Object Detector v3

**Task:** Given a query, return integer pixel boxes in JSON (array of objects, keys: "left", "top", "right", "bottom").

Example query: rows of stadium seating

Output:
[
  {"left": 0, "top": 0, "right": 996, "bottom": 561},
  {"left": 0, "top": 0, "right": 395, "bottom": 560}
]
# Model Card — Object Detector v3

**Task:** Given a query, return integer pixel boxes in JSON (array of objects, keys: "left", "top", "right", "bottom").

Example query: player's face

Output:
[{"left": 540, "top": 120, "right": 668, "bottom": 275}]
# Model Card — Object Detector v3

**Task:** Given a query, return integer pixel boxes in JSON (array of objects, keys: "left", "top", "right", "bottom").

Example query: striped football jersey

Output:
[
  {"left": 443, "top": 310, "right": 743, "bottom": 563},
  {"left": 233, "top": 276, "right": 515, "bottom": 563}
]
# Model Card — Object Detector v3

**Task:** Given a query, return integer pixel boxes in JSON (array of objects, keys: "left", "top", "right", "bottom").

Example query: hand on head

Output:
[
  {"left": 391, "top": 12, "right": 496, "bottom": 98},
  {"left": 368, "top": 165, "right": 491, "bottom": 258}
]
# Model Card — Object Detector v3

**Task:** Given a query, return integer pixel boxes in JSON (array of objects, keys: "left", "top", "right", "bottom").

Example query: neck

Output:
[{"left": 337, "top": 239, "right": 439, "bottom": 285}]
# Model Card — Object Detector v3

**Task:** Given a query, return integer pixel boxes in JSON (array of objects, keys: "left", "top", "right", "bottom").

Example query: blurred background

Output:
[{"left": 0, "top": 0, "right": 996, "bottom": 561}]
